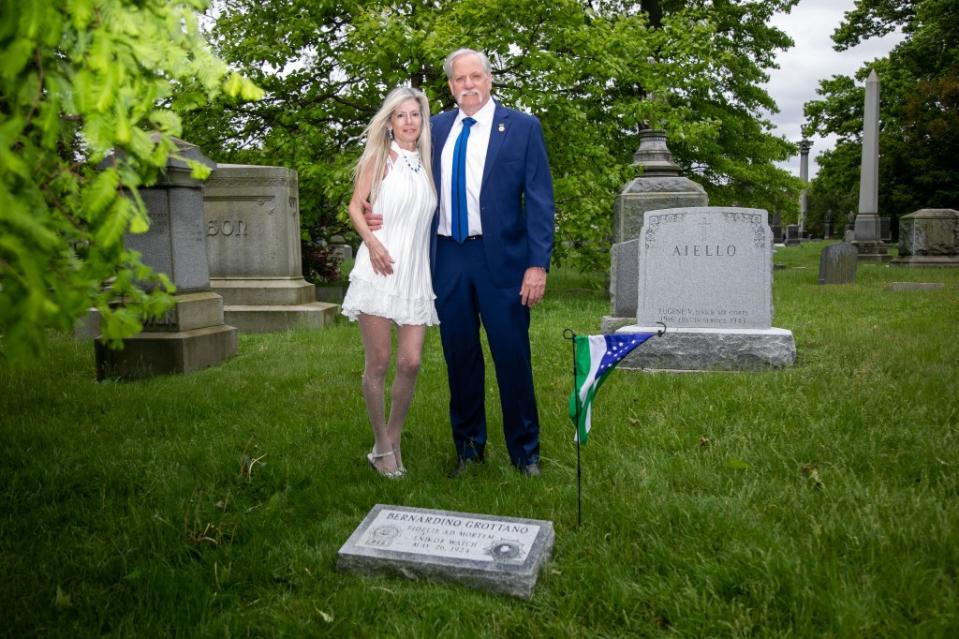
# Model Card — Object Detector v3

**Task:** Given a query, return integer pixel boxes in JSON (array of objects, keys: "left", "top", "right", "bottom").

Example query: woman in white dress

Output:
[{"left": 342, "top": 87, "right": 438, "bottom": 478}]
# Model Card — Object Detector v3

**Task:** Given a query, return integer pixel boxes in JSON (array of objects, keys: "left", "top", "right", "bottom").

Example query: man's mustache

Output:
[{"left": 457, "top": 90, "right": 481, "bottom": 100}]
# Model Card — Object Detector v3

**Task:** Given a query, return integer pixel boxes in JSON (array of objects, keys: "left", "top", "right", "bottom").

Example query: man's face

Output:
[{"left": 448, "top": 53, "right": 492, "bottom": 116}]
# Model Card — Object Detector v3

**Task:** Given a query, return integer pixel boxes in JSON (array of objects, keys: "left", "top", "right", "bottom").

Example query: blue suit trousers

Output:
[{"left": 433, "top": 236, "right": 540, "bottom": 467}]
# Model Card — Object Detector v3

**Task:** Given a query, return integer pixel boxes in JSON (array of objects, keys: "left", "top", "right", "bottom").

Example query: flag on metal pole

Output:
[{"left": 567, "top": 332, "right": 658, "bottom": 444}]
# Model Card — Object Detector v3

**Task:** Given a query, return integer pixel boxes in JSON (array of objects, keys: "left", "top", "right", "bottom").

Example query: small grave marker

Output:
[
  {"left": 818, "top": 243, "right": 858, "bottom": 284},
  {"left": 337, "top": 505, "right": 554, "bottom": 599}
]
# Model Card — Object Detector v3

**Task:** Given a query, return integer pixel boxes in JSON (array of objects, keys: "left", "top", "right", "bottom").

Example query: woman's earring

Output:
[{"left": 386, "top": 128, "right": 394, "bottom": 140}]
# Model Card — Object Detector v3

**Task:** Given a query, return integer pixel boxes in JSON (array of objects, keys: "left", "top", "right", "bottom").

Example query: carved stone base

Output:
[
  {"left": 890, "top": 255, "right": 959, "bottom": 268},
  {"left": 224, "top": 302, "right": 338, "bottom": 333},
  {"left": 211, "top": 277, "right": 317, "bottom": 305},
  {"left": 852, "top": 240, "right": 892, "bottom": 262},
  {"left": 614, "top": 325, "right": 796, "bottom": 371},
  {"left": 95, "top": 324, "right": 237, "bottom": 380}
]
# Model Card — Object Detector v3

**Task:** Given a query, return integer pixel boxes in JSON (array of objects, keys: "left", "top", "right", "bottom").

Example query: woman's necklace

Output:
[{"left": 400, "top": 151, "right": 422, "bottom": 173}]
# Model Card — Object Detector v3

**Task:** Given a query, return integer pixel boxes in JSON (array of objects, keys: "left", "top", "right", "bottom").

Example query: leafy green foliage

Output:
[
  {"left": 0, "top": 0, "right": 260, "bottom": 362},
  {"left": 184, "top": 0, "right": 801, "bottom": 270},
  {"left": 804, "top": 0, "right": 959, "bottom": 235}
]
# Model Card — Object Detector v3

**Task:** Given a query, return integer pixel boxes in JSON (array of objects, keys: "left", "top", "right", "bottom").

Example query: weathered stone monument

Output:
[
  {"left": 891, "top": 208, "right": 959, "bottom": 267},
  {"left": 203, "top": 164, "right": 338, "bottom": 332},
  {"left": 852, "top": 70, "right": 891, "bottom": 261},
  {"left": 616, "top": 207, "right": 796, "bottom": 370},
  {"left": 602, "top": 130, "right": 708, "bottom": 332},
  {"left": 338, "top": 505, "right": 554, "bottom": 599},
  {"left": 784, "top": 223, "right": 801, "bottom": 247},
  {"left": 798, "top": 139, "right": 813, "bottom": 236},
  {"left": 94, "top": 139, "right": 237, "bottom": 380},
  {"left": 328, "top": 234, "right": 353, "bottom": 262},
  {"left": 818, "top": 243, "right": 858, "bottom": 284}
]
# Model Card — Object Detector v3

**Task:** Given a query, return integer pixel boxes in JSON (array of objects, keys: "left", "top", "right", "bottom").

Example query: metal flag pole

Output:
[{"left": 562, "top": 328, "right": 582, "bottom": 527}]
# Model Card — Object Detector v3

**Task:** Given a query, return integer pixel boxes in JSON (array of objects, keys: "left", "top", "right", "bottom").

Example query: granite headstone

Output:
[
  {"left": 784, "top": 224, "right": 801, "bottom": 247},
  {"left": 618, "top": 206, "right": 795, "bottom": 370},
  {"left": 203, "top": 164, "right": 338, "bottom": 331},
  {"left": 818, "top": 243, "right": 858, "bottom": 284},
  {"left": 94, "top": 138, "right": 237, "bottom": 380},
  {"left": 338, "top": 505, "right": 554, "bottom": 599}
]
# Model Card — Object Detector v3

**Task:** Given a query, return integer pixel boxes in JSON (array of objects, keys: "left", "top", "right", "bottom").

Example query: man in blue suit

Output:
[
  {"left": 368, "top": 48, "right": 554, "bottom": 477},
  {"left": 434, "top": 48, "right": 554, "bottom": 478}
]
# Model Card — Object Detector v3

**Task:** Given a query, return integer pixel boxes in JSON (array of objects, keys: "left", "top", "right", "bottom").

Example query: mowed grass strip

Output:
[{"left": 1, "top": 241, "right": 957, "bottom": 637}]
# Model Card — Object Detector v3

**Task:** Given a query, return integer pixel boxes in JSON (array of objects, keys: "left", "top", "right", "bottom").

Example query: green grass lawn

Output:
[{"left": 2, "top": 242, "right": 958, "bottom": 637}]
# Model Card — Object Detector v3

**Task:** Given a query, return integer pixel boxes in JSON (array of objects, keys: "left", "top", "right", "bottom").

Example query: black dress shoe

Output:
[
  {"left": 447, "top": 456, "right": 484, "bottom": 479},
  {"left": 520, "top": 462, "right": 541, "bottom": 477}
]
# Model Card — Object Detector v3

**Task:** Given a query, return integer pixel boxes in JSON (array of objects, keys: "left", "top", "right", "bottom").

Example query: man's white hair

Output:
[{"left": 443, "top": 48, "right": 492, "bottom": 79}]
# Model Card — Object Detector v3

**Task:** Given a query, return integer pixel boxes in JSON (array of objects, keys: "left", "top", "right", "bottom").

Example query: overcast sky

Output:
[{"left": 763, "top": 0, "right": 904, "bottom": 178}]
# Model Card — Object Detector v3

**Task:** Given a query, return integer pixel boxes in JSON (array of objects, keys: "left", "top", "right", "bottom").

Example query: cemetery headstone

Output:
[
  {"left": 203, "top": 164, "right": 338, "bottom": 332},
  {"left": 880, "top": 216, "right": 892, "bottom": 242},
  {"left": 891, "top": 208, "right": 959, "bottom": 267},
  {"left": 617, "top": 207, "right": 795, "bottom": 370},
  {"left": 602, "top": 130, "right": 708, "bottom": 332},
  {"left": 337, "top": 504, "right": 554, "bottom": 599},
  {"left": 818, "top": 243, "right": 858, "bottom": 284},
  {"left": 328, "top": 234, "right": 353, "bottom": 262},
  {"left": 784, "top": 224, "right": 801, "bottom": 247},
  {"left": 769, "top": 213, "right": 783, "bottom": 245},
  {"left": 94, "top": 138, "right": 237, "bottom": 380}
]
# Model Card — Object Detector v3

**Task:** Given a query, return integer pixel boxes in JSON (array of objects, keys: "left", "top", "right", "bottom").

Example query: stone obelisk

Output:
[{"left": 853, "top": 70, "right": 890, "bottom": 261}]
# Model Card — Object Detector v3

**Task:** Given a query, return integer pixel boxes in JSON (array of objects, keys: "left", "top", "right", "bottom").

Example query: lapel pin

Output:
[{"left": 498, "top": 123, "right": 505, "bottom": 133}]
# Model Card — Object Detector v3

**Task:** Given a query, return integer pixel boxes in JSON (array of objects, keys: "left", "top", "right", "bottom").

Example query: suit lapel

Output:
[
  {"left": 432, "top": 110, "right": 456, "bottom": 193},
  {"left": 481, "top": 102, "right": 508, "bottom": 193}
]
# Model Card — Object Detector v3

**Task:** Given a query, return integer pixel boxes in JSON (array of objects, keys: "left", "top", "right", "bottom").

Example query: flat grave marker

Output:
[{"left": 337, "top": 504, "right": 554, "bottom": 599}]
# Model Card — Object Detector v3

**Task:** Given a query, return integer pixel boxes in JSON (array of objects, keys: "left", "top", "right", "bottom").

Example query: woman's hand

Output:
[{"left": 366, "top": 237, "right": 395, "bottom": 275}]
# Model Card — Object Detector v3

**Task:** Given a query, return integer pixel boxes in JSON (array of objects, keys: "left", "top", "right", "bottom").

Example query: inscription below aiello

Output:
[
  {"left": 207, "top": 219, "right": 248, "bottom": 238},
  {"left": 658, "top": 307, "right": 749, "bottom": 326},
  {"left": 670, "top": 244, "right": 737, "bottom": 257}
]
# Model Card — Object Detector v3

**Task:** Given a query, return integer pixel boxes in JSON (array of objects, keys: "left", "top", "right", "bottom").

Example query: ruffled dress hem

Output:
[{"left": 341, "top": 277, "right": 439, "bottom": 326}]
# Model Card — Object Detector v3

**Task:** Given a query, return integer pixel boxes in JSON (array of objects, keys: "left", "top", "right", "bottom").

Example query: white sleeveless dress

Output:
[{"left": 341, "top": 142, "right": 439, "bottom": 326}]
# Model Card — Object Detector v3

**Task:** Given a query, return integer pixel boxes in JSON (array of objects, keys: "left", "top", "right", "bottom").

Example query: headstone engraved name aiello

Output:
[
  {"left": 337, "top": 505, "right": 554, "bottom": 599},
  {"left": 639, "top": 208, "right": 771, "bottom": 328},
  {"left": 618, "top": 207, "right": 796, "bottom": 370}
]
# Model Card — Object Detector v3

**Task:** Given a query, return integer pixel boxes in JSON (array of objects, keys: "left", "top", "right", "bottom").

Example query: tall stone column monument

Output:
[
  {"left": 853, "top": 70, "right": 891, "bottom": 261},
  {"left": 799, "top": 139, "right": 812, "bottom": 237},
  {"left": 601, "top": 130, "right": 708, "bottom": 332}
]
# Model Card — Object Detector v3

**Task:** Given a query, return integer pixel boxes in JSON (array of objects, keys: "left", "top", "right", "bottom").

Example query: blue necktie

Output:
[{"left": 451, "top": 117, "right": 476, "bottom": 243}]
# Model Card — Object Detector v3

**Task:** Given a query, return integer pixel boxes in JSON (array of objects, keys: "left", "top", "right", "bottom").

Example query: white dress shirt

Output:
[{"left": 438, "top": 97, "right": 496, "bottom": 237}]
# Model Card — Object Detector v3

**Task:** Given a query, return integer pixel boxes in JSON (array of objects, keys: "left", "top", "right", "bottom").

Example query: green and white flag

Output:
[{"left": 567, "top": 333, "right": 657, "bottom": 444}]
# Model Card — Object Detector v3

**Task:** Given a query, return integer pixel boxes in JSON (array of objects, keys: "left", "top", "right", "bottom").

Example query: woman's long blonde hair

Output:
[{"left": 354, "top": 86, "right": 434, "bottom": 205}]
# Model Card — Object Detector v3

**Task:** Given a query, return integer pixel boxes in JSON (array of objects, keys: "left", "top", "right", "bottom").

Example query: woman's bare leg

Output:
[
  {"left": 358, "top": 314, "right": 398, "bottom": 474},
  {"left": 387, "top": 324, "right": 426, "bottom": 471}
]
